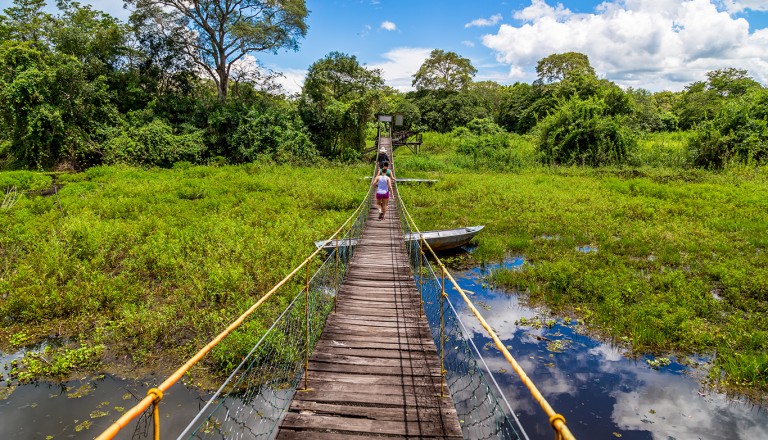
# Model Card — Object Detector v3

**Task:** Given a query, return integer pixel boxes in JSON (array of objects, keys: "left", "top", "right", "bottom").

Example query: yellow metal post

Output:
[
  {"left": 440, "top": 266, "right": 446, "bottom": 398},
  {"left": 152, "top": 404, "right": 160, "bottom": 440},
  {"left": 147, "top": 388, "right": 163, "bottom": 440}
]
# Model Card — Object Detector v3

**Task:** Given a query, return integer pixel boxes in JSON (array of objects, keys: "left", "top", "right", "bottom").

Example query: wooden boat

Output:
[{"left": 315, "top": 225, "right": 484, "bottom": 252}]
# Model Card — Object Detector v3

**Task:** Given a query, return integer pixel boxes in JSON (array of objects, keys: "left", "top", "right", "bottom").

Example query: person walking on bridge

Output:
[
  {"left": 377, "top": 147, "right": 389, "bottom": 172},
  {"left": 373, "top": 170, "right": 393, "bottom": 220},
  {"left": 378, "top": 161, "right": 394, "bottom": 181}
]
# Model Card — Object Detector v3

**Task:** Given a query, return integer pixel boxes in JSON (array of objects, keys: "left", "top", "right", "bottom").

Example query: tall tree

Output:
[
  {"left": 50, "top": 1, "right": 127, "bottom": 74},
  {"left": 536, "top": 52, "right": 595, "bottom": 84},
  {"left": 412, "top": 49, "right": 476, "bottom": 92},
  {"left": 300, "top": 52, "right": 384, "bottom": 155},
  {"left": 0, "top": 0, "right": 51, "bottom": 44},
  {"left": 705, "top": 68, "right": 761, "bottom": 98},
  {"left": 126, "top": 0, "right": 308, "bottom": 102}
]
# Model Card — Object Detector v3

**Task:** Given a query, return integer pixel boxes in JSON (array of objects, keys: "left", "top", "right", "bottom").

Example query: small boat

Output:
[{"left": 315, "top": 226, "right": 484, "bottom": 252}]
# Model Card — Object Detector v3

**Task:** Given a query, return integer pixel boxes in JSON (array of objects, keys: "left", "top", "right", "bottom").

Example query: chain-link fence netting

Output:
[{"left": 395, "top": 192, "right": 528, "bottom": 440}]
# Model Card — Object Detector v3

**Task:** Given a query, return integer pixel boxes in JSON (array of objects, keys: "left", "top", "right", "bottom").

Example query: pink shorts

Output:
[{"left": 376, "top": 192, "right": 389, "bottom": 200}]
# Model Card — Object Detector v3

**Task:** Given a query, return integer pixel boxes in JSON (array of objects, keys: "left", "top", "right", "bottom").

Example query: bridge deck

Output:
[{"left": 277, "top": 140, "right": 462, "bottom": 439}]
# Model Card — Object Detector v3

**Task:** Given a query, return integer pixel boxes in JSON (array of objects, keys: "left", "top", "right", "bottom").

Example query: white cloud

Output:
[
  {"left": 359, "top": 24, "right": 373, "bottom": 37},
  {"left": 611, "top": 370, "right": 768, "bottom": 439},
  {"left": 368, "top": 47, "right": 432, "bottom": 91},
  {"left": 380, "top": 20, "right": 397, "bottom": 31},
  {"left": 482, "top": 0, "right": 768, "bottom": 91},
  {"left": 462, "top": 40, "right": 476, "bottom": 47},
  {"left": 465, "top": 13, "right": 504, "bottom": 28},
  {"left": 268, "top": 67, "right": 307, "bottom": 95},
  {"left": 722, "top": 0, "right": 768, "bottom": 12}
]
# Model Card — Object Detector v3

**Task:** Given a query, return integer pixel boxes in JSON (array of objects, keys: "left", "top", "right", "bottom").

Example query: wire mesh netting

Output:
[
  {"left": 395, "top": 191, "right": 528, "bottom": 440},
  {"left": 172, "top": 190, "right": 373, "bottom": 440}
]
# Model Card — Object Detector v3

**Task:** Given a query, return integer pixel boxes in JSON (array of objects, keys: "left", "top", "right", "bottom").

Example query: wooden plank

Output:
[
  {"left": 280, "top": 413, "right": 462, "bottom": 438},
  {"left": 302, "top": 379, "right": 443, "bottom": 397},
  {"left": 307, "top": 360, "right": 442, "bottom": 377},
  {"left": 289, "top": 401, "right": 459, "bottom": 424},
  {"left": 305, "top": 370, "right": 440, "bottom": 387},
  {"left": 314, "top": 339, "right": 434, "bottom": 351},
  {"left": 314, "top": 346, "right": 437, "bottom": 359},
  {"left": 287, "top": 390, "right": 447, "bottom": 408},
  {"left": 277, "top": 431, "right": 400, "bottom": 440}
]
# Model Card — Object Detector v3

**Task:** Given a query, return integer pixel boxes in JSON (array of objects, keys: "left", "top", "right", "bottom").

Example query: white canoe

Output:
[{"left": 315, "top": 226, "right": 484, "bottom": 252}]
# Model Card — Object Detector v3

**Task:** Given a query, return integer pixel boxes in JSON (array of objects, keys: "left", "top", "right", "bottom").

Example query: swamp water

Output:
[
  {"left": 2, "top": 259, "right": 767, "bottom": 439},
  {"left": 0, "top": 345, "right": 207, "bottom": 439},
  {"left": 450, "top": 258, "right": 768, "bottom": 440}
]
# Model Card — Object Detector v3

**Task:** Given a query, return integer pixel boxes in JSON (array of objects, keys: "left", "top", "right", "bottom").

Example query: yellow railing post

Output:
[
  {"left": 440, "top": 266, "right": 447, "bottom": 398},
  {"left": 148, "top": 387, "right": 163, "bottom": 440}
]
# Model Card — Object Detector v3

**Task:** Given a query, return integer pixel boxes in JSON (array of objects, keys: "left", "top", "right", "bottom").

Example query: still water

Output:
[
  {"left": 2, "top": 258, "right": 767, "bottom": 439},
  {"left": 0, "top": 348, "right": 206, "bottom": 440},
  {"left": 449, "top": 258, "right": 768, "bottom": 440}
]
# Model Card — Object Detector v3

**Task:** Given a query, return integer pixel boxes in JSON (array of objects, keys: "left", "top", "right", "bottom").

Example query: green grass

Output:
[
  {"left": 3, "top": 135, "right": 768, "bottom": 395},
  {"left": 0, "top": 162, "right": 369, "bottom": 379},
  {"left": 632, "top": 131, "right": 693, "bottom": 168},
  {"left": 397, "top": 165, "right": 768, "bottom": 392}
]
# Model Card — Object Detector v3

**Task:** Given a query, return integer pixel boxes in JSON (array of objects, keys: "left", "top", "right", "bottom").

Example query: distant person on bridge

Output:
[
  {"left": 378, "top": 161, "right": 394, "bottom": 181},
  {"left": 373, "top": 170, "right": 393, "bottom": 220},
  {"left": 377, "top": 147, "right": 389, "bottom": 172}
]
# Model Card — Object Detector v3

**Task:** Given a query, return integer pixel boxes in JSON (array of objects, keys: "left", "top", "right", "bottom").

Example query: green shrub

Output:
[
  {"left": 536, "top": 95, "right": 637, "bottom": 166},
  {"left": 452, "top": 120, "right": 537, "bottom": 170},
  {"left": 102, "top": 118, "right": 205, "bottom": 167},
  {"left": 0, "top": 170, "right": 52, "bottom": 191},
  {"left": 688, "top": 89, "right": 768, "bottom": 169},
  {"left": 233, "top": 107, "right": 319, "bottom": 164}
]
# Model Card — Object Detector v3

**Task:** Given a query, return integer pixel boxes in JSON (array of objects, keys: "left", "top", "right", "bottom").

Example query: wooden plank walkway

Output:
[{"left": 277, "top": 139, "right": 463, "bottom": 439}]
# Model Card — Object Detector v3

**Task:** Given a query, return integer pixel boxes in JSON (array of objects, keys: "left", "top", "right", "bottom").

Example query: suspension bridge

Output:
[{"left": 96, "top": 136, "right": 575, "bottom": 440}]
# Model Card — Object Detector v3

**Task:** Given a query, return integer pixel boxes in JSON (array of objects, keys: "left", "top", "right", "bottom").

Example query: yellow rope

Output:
[{"left": 398, "top": 198, "right": 576, "bottom": 440}]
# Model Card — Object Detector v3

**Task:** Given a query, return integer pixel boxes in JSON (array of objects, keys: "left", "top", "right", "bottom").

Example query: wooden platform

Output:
[{"left": 277, "top": 139, "right": 462, "bottom": 439}]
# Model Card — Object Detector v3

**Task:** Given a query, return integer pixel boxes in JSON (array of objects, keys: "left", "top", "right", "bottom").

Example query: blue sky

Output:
[{"left": 2, "top": 0, "right": 768, "bottom": 93}]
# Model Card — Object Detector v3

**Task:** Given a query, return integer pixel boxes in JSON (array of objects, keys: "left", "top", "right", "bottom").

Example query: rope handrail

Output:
[
  {"left": 96, "top": 183, "right": 374, "bottom": 440},
  {"left": 396, "top": 197, "right": 576, "bottom": 440}
]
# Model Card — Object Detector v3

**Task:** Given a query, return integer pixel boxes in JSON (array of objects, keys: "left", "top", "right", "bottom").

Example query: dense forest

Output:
[{"left": 1, "top": 0, "right": 766, "bottom": 172}]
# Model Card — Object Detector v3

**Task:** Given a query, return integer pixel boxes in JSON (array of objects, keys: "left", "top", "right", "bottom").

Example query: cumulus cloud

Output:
[
  {"left": 482, "top": 0, "right": 768, "bottom": 91},
  {"left": 611, "top": 370, "right": 768, "bottom": 438},
  {"left": 465, "top": 13, "right": 504, "bottom": 28},
  {"left": 368, "top": 47, "right": 433, "bottom": 91},
  {"left": 269, "top": 67, "right": 306, "bottom": 95},
  {"left": 722, "top": 0, "right": 768, "bottom": 12},
  {"left": 380, "top": 20, "right": 397, "bottom": 31},
  {"left": 462, "top": 40, "right": 476, "bottom": 47}
]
